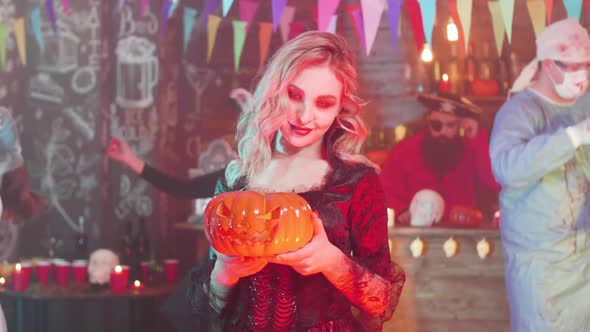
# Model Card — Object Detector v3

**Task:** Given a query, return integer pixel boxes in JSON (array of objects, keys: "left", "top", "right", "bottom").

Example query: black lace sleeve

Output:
[
  {"left": 349, "top": 169, "right": 406, "bottom": 331},
  {"left": 140, "top": 164, "right": 223, "bottom": 199}
]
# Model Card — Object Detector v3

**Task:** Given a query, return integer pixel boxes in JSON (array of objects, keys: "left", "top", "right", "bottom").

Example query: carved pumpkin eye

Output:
[
  {"left": 216, "top": 201, "right": 233, "bottom": 219},
  {"left": 257, "top": 206, "right": 282, "bottom": 220}
]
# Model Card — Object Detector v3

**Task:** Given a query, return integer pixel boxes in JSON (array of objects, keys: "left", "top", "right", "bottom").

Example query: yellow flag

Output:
[
  {"left": 13, "top": 18, "right": 26, "bottom": 65},
  {"left": 457, "top": 0, "right": 473, "bottom": 53},
  {"left": 526, "top": 0, "right": 546, "bottom": 39},
  {"left": 207, "top": 15, "right": 222, "bottom": 64},
  {"left": 488, "top": 1, "right": 506, "bottom": 56}
]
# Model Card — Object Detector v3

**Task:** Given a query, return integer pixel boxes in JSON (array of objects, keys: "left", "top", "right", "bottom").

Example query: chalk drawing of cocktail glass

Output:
[
  {"left": 184, "top": 62, "right": 214, "bottom": 121},
  {"left": 39, "top": 22, "right": 80, "bottom": 74},
  {"left": 116, "top": 36, "right": 159, "bottom": 109}
]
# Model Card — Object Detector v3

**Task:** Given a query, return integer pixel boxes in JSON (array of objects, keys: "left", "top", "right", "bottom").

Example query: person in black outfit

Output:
[{"left": 106, "top": 137, "right": 223, "bottom": 199}]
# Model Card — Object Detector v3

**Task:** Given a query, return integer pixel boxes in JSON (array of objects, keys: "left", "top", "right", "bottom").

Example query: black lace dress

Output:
[{"left": 164, "top": 161, "right": 405, "bottom": 331}]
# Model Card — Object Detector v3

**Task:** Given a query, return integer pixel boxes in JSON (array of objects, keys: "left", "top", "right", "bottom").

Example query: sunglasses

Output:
[{"left": 428, "top": 119, "right": 457, "bottom": 132}]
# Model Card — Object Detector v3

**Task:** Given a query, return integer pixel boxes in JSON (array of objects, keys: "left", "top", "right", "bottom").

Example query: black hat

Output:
[{"left": 417, "top": 92, "right": 481, "bottom": 117}]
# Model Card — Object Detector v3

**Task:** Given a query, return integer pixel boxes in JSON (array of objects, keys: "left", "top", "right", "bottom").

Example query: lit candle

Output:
[
  {"left": 12, "top": 263, "right": 32, "bottom": 292},
  {"left": 110, "top": 265, "right": 127, "bottom": 293},
  {"left": 132, "top": 279, "right": 144, "bottom": 290},
  {"left": 0, "top": 277, "right": 6, "bottom": 287},
  {"left": 438, "top": 73, "right": 451, "bottom": 93}
]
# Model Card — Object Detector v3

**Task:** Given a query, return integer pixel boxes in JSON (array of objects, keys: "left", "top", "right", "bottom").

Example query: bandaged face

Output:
[
  {"left": 549, "top": 60, "right": 589, "bottom": 100},
  {"left": 409, "top": 189, "right": 445, "bottom": 227}
]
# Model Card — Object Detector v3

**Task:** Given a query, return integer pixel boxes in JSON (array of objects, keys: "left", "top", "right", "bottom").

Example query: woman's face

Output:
[{"left": 279, "top": 63, "right": 343, "bottom": 150}]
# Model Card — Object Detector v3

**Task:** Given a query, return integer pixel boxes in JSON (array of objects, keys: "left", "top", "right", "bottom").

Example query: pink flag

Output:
[
  {"left": 318, "top": 0, "right": 340, "bottom": 32},
  {"left": 240, "top": 0, "right": 259, "bottom": 32}
]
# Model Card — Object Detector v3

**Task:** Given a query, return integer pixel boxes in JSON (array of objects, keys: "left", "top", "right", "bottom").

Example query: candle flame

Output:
[
  {"left": 442, "top": 73, "right": 449, "bottom": 81},
  {"left": 15, "top": 263, "right": 22, "bottom": 271},
  {"left": 420, "top": 44, "right": 433, "bottom": 63},
  {"left": 114, "top": 265, "right": 123, "bottom": 273},
  {"left": 134, "top": 280, "right": 141, "bottom": 287},
  {"left": 0, "top": 277, "right": 5, "bottom": 285}
]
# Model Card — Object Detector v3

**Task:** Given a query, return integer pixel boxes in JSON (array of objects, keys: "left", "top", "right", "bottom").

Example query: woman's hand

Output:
[
  {"left": 106, "top": 138, "right": 144, "bottom": 174},
  {"left": 270, "top": 212, "right": 343, "bottom": 276},
  {"left": 211, "top": 250, "right": 268, "bottom": 286}
]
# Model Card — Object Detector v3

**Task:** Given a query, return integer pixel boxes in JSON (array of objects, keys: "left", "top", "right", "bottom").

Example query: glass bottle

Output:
[{"left": 464, "top": 42, "right": 478, "bottom": 95}]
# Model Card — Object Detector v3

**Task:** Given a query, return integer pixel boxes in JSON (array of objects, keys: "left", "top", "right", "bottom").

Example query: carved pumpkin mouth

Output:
[
  {"left": 214, "top": 200, "right": 282, "bottom": 245},
  {"left": 215, "top": 223, "right": 279, "bottom": 246}
]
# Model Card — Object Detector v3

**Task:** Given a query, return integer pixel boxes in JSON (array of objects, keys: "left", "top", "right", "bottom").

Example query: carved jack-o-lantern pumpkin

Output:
[{"left": 203, "top": 191, "right": 314, "bottom": 257}]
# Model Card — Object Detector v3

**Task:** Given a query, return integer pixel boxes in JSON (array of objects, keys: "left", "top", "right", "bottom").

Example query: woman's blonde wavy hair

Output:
[{"left": 225, "top": 31, "right": 375, "bottom": 188}]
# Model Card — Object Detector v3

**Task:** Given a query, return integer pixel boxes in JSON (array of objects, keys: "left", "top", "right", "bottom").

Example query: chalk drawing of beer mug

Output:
[{"left": 116, "top": 36, "right": 159, "bottom": 109}]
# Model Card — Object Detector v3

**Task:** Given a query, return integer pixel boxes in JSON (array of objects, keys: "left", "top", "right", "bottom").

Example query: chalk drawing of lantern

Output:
[
  {"left": 116, "top": 36, "right": 159, "bottom": 109},
  {"left": 39, "top": 22, "right": 80, "bottom": 74}
]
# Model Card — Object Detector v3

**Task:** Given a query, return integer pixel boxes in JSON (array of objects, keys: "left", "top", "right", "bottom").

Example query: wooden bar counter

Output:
[{"left": 174, "top": 223, "right": 511, "bottom": 332}]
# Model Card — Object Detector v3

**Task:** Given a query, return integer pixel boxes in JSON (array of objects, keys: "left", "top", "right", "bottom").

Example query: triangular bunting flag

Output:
[
  {"left": 272, "top": 0, "right": 288, "bottom": 32},
  {"left": 404, "top": 0, "right": 425, "bottom": 52},
  {"left": 207, "top": 15, "right": 222, "bottom": 63},
  {"left": 183, "top": 7, "right": 198, "bottom": 51},
  {"left": 346, "top": 4, "right": 366, "bottom": 49},
  {"left": 289, "top": 21, "right": 305, "bottom": 40},
  {"left": 457, "top": 0, "right": 472, "bottom": 52},
  {"left": 204, "top": 0, "right": 221, "bottom": 29},
  {"left": 13, "top": 18, "right": 26, "bottom": 65},
  {"left": 499, "top": 0, "right": 515, "bottom": 43},
  {"left": 259, "top": 22, "right": 273, "bottom": 68},
  {"left": 46, "top": 0, "right": 58, "bottom": 35},
  {"left": 223, "top": 0, "right": 235, "bottom": 17},
  {"left": 279, "top": 6, "right": 295, "bottom": 44},
  {"left": 418, "top": 0, "right": 436, "bottom": 48},
  {"left": 0, "top": 24, "right": 7, "bottom": 69},
  {"left": 168, "top": 0, "right": 179, "bottom": 18},
  {"left": 564, "top": 0, "right": 583, "bottom": 19},
  {"left": 488, "top": 1, "right": 506, "bottom": 56},
  {"left": 361, "top": 0, "right": 386, "bottom": 56},
  {"left": 161, "top": 0, "right": 173, "bottom": 33},
  {"left": 327, "top": 15, "right": 338, "bottom": 33},
  {"left": 61, "top": 0, "right": 70, "bottom": 16},
  {"left": 545, "top": 0, "right": 554, "bottom": 23},
  {"left": 141, "top": 0, "right": 150, "bottom": 16},
  {"left": 318, "top": 0, "right": 341, "bottom": 32},
  {"left": 32, "top": 8, "right": 45, "bottom": 50},
  {"left": 386, "top": 0, "right": 403, "bottom": 52},
  {"left": 448, "top": 0, "right": 466, "bottom": 56},
  {"left": 233, "top": 20, "right": 247, "bottom": 71},
  {"left": 526, "top": 0, "right": 546, "bottom": 39},
  {"left": 239, "top": 0, "right": 259, "bottom": 32}
]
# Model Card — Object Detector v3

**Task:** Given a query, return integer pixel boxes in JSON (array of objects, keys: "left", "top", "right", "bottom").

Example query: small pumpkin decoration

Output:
[
  {"left": 203, "top": 191, "right": 314, "bottom": 257},
  {"left": 448, "top": 205, "right": 483, "bottom": 228}
]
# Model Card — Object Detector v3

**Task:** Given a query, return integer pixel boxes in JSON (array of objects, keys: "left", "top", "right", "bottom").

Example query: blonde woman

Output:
[{"left": 181, "top": 31, "right": 405, "bottom": 331}]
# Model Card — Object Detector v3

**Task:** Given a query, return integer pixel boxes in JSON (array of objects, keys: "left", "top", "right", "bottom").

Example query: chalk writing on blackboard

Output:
[{"left": 115, "top": 174, "right": 153, "bottom": 219}]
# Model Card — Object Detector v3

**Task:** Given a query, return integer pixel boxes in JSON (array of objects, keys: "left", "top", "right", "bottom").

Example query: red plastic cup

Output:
[
  {"left": 35, "top": 260, "right": 51, "bottom": 285},
  {"left": 12, "top": 263, "right": 32, "bottom": 292},
  {"left": 53, "top": 259, "right": 71, "bottom": 286},
  {"left": 72, "top": 260, "right": 87, "bottom": 285},
  {"left": 164, "top": 259, "right": 179, "bottom": 283},
  {"left": 141, "top": 262, "right": 149, "bottom": 282},
  {"left": 110, "top": 265, "right": 128, "bottom": 293}
]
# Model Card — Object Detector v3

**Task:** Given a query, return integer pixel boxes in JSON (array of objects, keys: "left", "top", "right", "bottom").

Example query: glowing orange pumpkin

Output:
[{"left": 203, "top": 191, "right": 314, "bottom": 257}]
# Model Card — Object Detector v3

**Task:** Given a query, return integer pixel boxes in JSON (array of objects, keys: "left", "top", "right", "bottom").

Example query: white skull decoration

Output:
[
  {"left": 87, "top": 249, "right": 120, "bottom": 285},
  {"left": 409, "top": 189, "right": 445, "bottom": 227}
]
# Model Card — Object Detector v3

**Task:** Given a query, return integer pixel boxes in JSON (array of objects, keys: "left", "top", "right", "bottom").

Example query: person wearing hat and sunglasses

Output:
[
  {"left": 380, "top": 92, "right": 500, "bottom": 226},
  {"left": 490, "top": 18, "right": 590, "bottom": 331}
]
